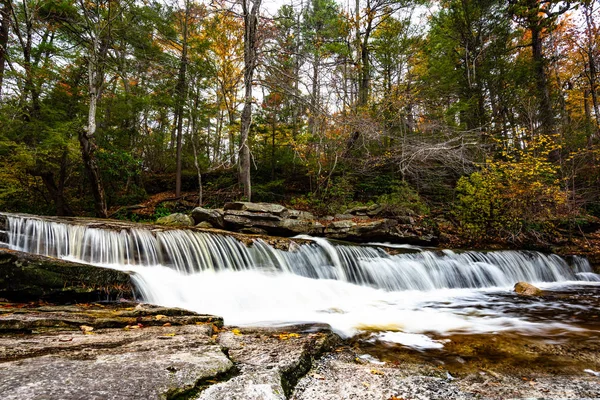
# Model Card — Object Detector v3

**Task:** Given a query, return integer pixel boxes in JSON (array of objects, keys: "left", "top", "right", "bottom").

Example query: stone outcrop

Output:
[
  {"left": 192, "top": 202, "right": 438, "bottom": 245},
  {"left": 156, "top": 213, "right": 195, "bottom": 226},
  {"left": 0, "top": 249, "right": 135, "bottom": 303}
]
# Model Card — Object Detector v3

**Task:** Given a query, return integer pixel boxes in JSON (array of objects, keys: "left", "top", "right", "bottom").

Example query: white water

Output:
[{"left": 3, "top": 213, "right": 600, "bottom": 348}]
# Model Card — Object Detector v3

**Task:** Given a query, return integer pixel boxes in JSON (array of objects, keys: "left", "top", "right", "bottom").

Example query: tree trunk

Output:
[
  {"left": 531, "top": 25, "right": 553, "bottom": 134},
  {"left": 239, "top": 0, "right": 261, "bottom": 201},
  {"left": 175, "top": 1, "right": 190, "bottom": 197},
  {"left": 80, "top": 37, "right": 107, "bottom": 218},
  {"left": 0, "top": 0, "right": 10, "bottom": 99}
]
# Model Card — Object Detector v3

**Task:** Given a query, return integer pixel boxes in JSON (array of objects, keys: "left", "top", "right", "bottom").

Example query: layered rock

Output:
[{"left": 189, "top": 202, "right": 437, "bottom": 245}]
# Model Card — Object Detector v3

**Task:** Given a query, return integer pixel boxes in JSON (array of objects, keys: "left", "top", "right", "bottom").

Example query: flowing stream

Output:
[{"left": 2, "top": 213, "right": 599, "bottom": 349}]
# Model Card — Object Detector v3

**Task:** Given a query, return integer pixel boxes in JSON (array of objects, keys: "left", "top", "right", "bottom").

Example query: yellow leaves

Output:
[
  {"left": 163, "top": 333, "right": 176, "bottom": 337},
  {"left": 370, "top": 369, "right": 385, "bottom": 375},
  {"left": 231, "top": 328, "right": 242, "bottom": 336},
  {"left": 275, "top": 332, "right": 300, "bottom": 340},
  {"left": 154, "top": 314, "right": 166, "bottom": 321}
]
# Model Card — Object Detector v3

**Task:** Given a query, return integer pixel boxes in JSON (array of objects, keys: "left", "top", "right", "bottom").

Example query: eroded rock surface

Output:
[{"left": 196, "top": 327, "right": 338, "bottom": 400}]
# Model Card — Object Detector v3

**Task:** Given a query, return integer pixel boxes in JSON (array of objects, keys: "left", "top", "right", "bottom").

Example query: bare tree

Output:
[{"left": 239, "top": 0, "right": 261, "bottom": 201}]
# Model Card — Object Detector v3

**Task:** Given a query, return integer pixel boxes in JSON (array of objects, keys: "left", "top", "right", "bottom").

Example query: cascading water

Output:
[{"left": 2, "top": 213, "right": 599, "bottom": 348}]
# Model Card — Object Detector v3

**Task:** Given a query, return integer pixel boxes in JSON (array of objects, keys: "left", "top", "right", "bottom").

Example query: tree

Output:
[
  {"left": 509, "top": 0, "right": 573, "bottom": 135},
  {"left": 239, "top": 0, "right": 261, "bottom": 201}
]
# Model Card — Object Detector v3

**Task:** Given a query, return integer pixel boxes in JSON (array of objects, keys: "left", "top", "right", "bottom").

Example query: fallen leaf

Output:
[
  {"left": 163, "top": 322, "right": 172, "bottom": 327},
  {"left": 371, "top": 369, "right": 384, "bottom": 376},
  {"left": 276, "top": 332, "right": 300, "bottom": 340},
  {"left": 232, "top": 328, "right": 242, "bottom": 336},
  {"left": 163, "top": 333, "right": 176, "bottom": 337},
  {"left": 155, "top": 314, "right": 166, "bottom": 321}
]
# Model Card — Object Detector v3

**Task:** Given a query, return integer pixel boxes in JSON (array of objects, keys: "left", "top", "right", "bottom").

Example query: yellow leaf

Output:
[
  {"left": 371, "top": 369, "right": 384, "bottom": 376},
  {"left": 155, "top": 314, "right": 167, "bottom": 320},
  {"left": 232, "top": 328, "right": 242, "bottom": 336}
]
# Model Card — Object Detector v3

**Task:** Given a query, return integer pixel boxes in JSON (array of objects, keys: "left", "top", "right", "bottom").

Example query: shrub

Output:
[{"left": 454, "top": 135, "right": 570, "bottom": 242}]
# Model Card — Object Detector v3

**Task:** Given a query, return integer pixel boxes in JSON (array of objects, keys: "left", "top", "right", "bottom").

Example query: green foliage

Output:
[
  {"left": 454, "top": 135, "right": 571, "bottom": 242},
  {"left": 252, "top": 179, "right": 286, "bottom": 202},
  {"left": 376, "top": 182, "right": 430, "bottom": 216}
]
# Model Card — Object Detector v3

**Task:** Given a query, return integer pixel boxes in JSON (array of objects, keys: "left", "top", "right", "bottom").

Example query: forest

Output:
[{"left": 0, "top": 0, "right": 599, "bottom": 247}]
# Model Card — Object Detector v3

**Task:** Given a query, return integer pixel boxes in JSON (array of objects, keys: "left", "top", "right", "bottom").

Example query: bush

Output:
[
  {"left": 454, "top": 135, "right": 570, "bottom": 242},
  {"left": 375, "top": 181, "right": 430, "bottom": 216}
]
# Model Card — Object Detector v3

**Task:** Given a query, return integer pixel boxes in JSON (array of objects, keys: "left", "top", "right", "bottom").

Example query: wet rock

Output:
[
  {"left": 196, "top": 221, "right": 214, "bottom": 229},
  {"left": 0, "top": 249, "right": 134, "bottom": 303},
  {"left": 156, "top": 213, "right": 194, "bottom": 226},
  {"left": 224, "top": 202, "right": 289, "bottom": 217},
  {"left": 0, "top": 214, "right": 6, "bottom": 244},
  {"left": 514, "top": 281, "right": 543, "bottom": 296},
  {"left": 192, "top": 207, "right": 225, "bottom": 229}
]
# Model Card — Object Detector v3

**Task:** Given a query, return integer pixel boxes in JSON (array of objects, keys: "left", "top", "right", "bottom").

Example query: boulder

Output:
[
  {"left": 0, "top": 249, "right": 135, "bottom": 303},
  {"left": 192, "top": 207, "right": 224, "bottom": 229},
  {"left": 156, "top": 213, "right": 194, "bottom": 227},
  {"left": 196, "top": 221, "right": 214, "bottom": 229},
  {"left": 514, "top": 281, "right": 543, "bottom": 296},
  {"left": 224, "top": 202, "right": 289, "bottom": 217}
]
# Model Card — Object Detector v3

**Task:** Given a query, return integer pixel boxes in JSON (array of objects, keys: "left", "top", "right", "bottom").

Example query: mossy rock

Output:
[{"left": 0, "top": 249, "right": 135, "bottom": 303}]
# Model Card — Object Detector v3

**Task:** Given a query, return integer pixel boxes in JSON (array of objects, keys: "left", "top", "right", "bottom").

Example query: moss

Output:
[{"left": 0, "top": 249, "right": 135, "bottom": 303}]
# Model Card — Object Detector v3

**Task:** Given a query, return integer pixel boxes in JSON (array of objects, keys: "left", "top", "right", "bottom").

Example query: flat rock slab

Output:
[
  {"left": 0, "top": 326, "right": 232, "bottom": 400},
  {"left": 0, "top": 302, "right": 222, "bottom": 334},
  {"left": 292, "top": 352, "right": 474, "bottom": 400},
  {"left": 292, "top": 344, "right": 600, "bottom": 400},
  {"left": 0, "top": 302, "right": 231, "bottom": 400}
]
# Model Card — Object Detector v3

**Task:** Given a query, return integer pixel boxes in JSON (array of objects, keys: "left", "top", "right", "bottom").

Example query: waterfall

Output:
[
  {"left": 2, "top": 212, "right": 599, "bottom": 343},
  {"left": 2, "top": 213, "right": 597, "bottom": 290}
]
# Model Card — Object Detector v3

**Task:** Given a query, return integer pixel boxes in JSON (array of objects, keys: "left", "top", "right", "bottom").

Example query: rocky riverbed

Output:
[{"left": 1, "top": 301, "right": 600, "bottom": 400}]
